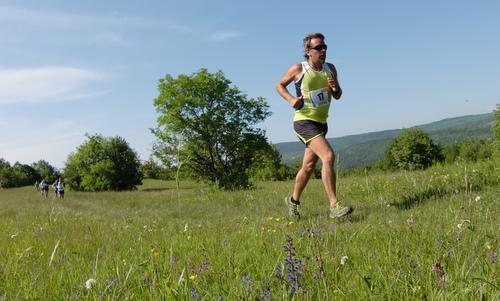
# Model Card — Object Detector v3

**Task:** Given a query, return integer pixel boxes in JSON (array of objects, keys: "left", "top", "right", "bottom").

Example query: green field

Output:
[{"left": 1, "top": 161, "right": 498, "bottom": 300}]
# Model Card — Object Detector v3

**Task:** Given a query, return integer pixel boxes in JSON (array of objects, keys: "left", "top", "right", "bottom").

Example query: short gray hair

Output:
[{"left": 303, "top": 32, "right": 325, "bottom": 59}]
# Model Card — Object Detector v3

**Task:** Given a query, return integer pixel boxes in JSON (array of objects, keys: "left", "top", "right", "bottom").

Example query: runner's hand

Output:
[
  {"left": 327, "top": 77, "right": 338, "bottom": 93},
  {"left": 291, "top": 96, "right": 304, "bottom": 109}
]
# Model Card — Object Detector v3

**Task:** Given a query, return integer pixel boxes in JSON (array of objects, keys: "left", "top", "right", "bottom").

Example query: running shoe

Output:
[
  {"left": 329, "top": 203, "right": 353, "bottom": 218},
  {"left": 284, "top": 196, "right": 300, "bottom": 220}
]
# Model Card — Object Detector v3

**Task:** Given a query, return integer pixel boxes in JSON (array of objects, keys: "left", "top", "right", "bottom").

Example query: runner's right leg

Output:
[{"left": 292, "top": 147, "right": 318, "bottom": 202}]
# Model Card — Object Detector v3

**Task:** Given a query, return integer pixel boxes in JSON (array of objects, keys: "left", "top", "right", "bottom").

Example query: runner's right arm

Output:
[{"left": 276, "top": 63, "right": 304, "bottom": 110}]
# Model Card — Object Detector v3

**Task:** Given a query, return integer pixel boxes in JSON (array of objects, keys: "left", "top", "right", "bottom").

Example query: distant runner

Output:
[
  {"left": 57, "top": 178, "right": 65, "bottom": 199},
  {"left": 40, "top": 179, "right": 49, "bottom": 198},
  {"left": 276, "top": 32, "right": 353, "bottom": 220},
  {"left": 52, "top": 179, "right": 59, "bottom": 198}
]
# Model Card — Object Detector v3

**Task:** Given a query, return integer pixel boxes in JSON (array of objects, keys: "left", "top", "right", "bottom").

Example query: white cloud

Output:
[
  {"left": 207, "top": 31, "right": 241, "bottom": 42},
  {"left": 0, "top": 117, "right": 86, "bottom": 168},
  {"left": 0, "top": 67, "right": 104, "bottom": 105},
  {"left": 0, "top": 6, "right": 191, "bottom": 32},
  {"left": 0, "top": 6, "right": 194, "bottom": 47},
  {"left": 0, "top": 6, "right": 150, "bottom": 28}
]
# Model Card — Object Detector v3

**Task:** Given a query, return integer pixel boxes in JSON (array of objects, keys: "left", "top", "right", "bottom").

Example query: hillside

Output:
[{"left": 276, "top": 112, "right": 494, "bottom": 168}]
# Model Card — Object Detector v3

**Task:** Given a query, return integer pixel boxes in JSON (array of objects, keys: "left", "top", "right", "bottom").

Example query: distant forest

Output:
[{"left": 276, "top": 113, "right": 494, "bottom": 169}]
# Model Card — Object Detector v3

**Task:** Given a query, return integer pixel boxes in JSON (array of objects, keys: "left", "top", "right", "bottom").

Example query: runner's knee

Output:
[
  {"left": 302, "top": 161, "right": 316, "bottom": 174},
  {"left": 322, "top": 151, "right": 335, "bottom": 166}
]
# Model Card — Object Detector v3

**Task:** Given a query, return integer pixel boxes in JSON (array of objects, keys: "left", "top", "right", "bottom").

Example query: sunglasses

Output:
[{"left": 309, "top": 44, "right": 327, "bottom": 51}]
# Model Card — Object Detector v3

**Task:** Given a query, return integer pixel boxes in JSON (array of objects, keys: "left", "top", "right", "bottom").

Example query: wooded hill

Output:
[{"left": 275, "top": 112, "right": 494, "bottom": 169}]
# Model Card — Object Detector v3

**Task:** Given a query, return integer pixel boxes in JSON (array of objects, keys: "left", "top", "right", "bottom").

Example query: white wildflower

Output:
[
  {"left": 340, "top": 255, "right": 349, "bottom": 265},
  {"left": 183, "top": 224, "right": 188, "bottom": 232},
  {"left": 457, "top": 219, "right": 471, "bottom": 229},
  {"left": 406, "top": 215, "right": 414, "bottom": 224},
  {"left": 85, "top": 278, "right": 96, "bottom": 290},
  {"left": 10, "top": 234, "right": 17, "bottom": 239},
  {"left": 475, "top": 196, "right": 481, "bottom": 202}
]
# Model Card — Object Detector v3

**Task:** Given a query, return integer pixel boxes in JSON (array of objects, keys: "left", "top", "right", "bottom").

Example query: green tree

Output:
[
  {"left": 493, "top": 105, "right": 500, "bottom": 158},
  {"left": 152, "top": 69, "right": 271, "bottom": 189},
  {"left": 247, "top": 142, "right": 289, "bottom": 181},
  {"left": 385, "top": 128, "right": 442, "bottom": 170},
  {"left": 0, "top": 158, "right": 13, "bottom": 188},
  {"left": 64, "top": 134, "right": 143, "bottom": 191},
  {"left": 442, "top": 143, "right": 460, "bottom": 164},
  {"left": 141, "top": 159, "right": 172, "bottom": 180},
  {"left": 12, "top": 162, "right": 40, "bottom": 187},
  {"left": 31, "top": 160, "right": 59, "bottom": 183}
]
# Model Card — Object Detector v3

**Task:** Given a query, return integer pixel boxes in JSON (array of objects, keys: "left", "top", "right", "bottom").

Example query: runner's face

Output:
[{"left": 308, "top": 38, "right": 327, "bottom": 63}]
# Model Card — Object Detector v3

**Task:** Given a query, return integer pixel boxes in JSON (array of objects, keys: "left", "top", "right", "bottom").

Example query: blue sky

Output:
[{"left": 1, "top": 0, "right": 499, "bottom": 168}]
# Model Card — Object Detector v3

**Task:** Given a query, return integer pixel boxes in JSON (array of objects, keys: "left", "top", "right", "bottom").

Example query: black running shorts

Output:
[{"left": 293, "top": 120, "right": 328, "bottom": 145}]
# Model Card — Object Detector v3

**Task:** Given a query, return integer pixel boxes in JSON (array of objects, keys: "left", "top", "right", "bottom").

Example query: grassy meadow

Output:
[{"left": 0, "top": 160, "right": 498, "bottom": 300}]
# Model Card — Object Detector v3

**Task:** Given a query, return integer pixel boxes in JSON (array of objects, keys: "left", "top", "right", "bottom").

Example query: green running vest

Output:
[{"left": 294, "top": 61, "right": 333, "bottom": 123}]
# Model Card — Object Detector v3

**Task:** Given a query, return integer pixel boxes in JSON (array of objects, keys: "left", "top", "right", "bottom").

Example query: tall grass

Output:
[{"left": 0, "top": 160, "right": 498, "bottom": 300}]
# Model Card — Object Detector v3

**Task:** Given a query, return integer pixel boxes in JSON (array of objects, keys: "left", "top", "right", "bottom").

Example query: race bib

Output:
[{"left": 309, "top": 87, "right": 330, "bottom": 107}]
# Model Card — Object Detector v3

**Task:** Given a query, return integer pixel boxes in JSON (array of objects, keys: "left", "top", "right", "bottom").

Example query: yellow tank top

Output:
[{"left": 293, "top": 62, "right": 333, "bottom": 123}]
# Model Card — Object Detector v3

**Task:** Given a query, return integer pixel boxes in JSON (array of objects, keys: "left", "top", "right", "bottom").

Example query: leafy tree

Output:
[
  {"left": 0, "top": 158, "right": 9, "bottom": 169},
  {"left": 141, "top": 159, "right": 173, "bottom": 180},
  {"left": 385, "top": 128, "right": 442, "bottom": 170},
  {"left": 64, "top": 134, "right": 143, "bottom": 191},
  {"left": 442, "top": 143, "right": 460, "bottom": 164},
  {"left": 443, "top": 139, "right": 493, "bottom": 163},
  {"left": 152, "top": 69, "right": 272, "bottom": 189},
  {"left": 0, "top": 159, "right": 43, "bottom": 188},
  {"left": 12, "top": 162, "right": 40, "bottom": 187},
  {"left": 31, "top": 160, "right": 60, "bottom": 183},
  {"left": 493, "top": 105, "right": 500, "bottom": 157},
  {"left": 0, "top": 158, "right": 13, "bottom": 187},
  {"left": 247, "top": 142, "right": 289, "bottom": 181}
]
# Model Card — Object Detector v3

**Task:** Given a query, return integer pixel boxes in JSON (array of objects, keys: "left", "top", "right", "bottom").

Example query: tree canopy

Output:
[
  {"left": 385, "top": 128, "right": 442, "bottom": 170},
  {"left": 152, "top": 69, "right": 272, "bottom": 189},
  {"left": 32, "top": 160, "right": 60, "bottom": 183},
  {"left": 0, "top": 159, "right": 57, "bottom": 188},
  {"left": 493, "top": 105, "right": 500, "bottom": 158},
  {"left": 64, "top": 134, "right": 143, "bottom": 191}
]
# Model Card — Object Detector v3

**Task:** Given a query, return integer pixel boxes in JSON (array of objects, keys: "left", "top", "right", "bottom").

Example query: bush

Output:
[
  {"left": 442, "top": 139, "right": 493, "bottom": 163},
  {"left": 385, "top": 128, "right": 442, "bottom": 170},
  {"left": 64, "top": 134, "right": 143, "bottom": 191}
]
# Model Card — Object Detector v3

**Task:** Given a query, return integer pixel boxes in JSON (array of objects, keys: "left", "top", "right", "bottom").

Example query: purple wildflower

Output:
[
  {"left": 190, "top": 288, "right": 198, "bottom": 299},
  {"left": 242, "top": 274, "right": 253, "bottom": 285},
  {"left": 242, "top": 274, "right": 253, "bottom": 297},
  {"left": 283, "top": 235, "right": 304, "bottom": 295},
  {"left": 491, "top": 252, "right": 497, "bottom": 263},
  {"left": 436, "top": 239, "right": 443, "bottom": 249},
  {"left": 262, "top": 287, "right": 272, "bottom": 300},
  {"left": 199, "top": 256, "right": 209, "bottom": 274},
  {"left": 274, "top": 265, "right": 282, "bottom": 280},
  {"left": 431, "top": 261, "right": 446, "bottom": 288}
]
